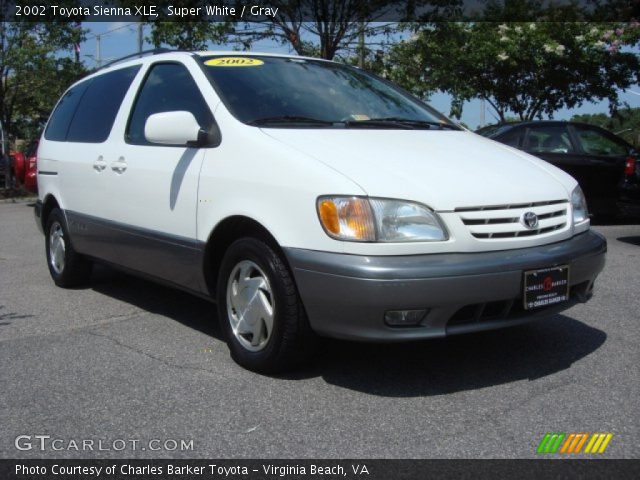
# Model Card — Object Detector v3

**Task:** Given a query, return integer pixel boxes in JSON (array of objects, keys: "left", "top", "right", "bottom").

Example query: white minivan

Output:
[{"left": 35, "top": 51, "right": 606, "bottom": 372}]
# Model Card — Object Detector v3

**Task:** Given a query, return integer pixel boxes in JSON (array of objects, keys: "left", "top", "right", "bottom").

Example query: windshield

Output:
[{"left": 200, "top": 55, "right": 459, "bottom": 129}]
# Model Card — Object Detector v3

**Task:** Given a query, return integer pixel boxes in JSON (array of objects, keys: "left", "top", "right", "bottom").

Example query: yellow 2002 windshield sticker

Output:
[{"left": 205, "top": 57, "right": 264, "bottom": 67}]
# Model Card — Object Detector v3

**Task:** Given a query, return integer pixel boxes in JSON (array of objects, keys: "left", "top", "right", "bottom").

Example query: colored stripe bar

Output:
[
  {"left": 584, "top": 433, "right": 599, "bottom": 453},
  {"left": 537, "top": 433, "right": 552, "bottom": 454},
  {"left": 560, "top": 434, "right": 575, "bottom": 454},
  {"left": 586, "top": 433, "right": 607, "bottom": 453},
  {"left": 541, "top": 432, "right": 612, "bottom": 454},
  {"left": 548, "top": 433, "right": 566, "bottom": 453},
  {"left": 573, "top": 433, "right": 589, "bottom": 454},
  {"left": 598, "top": 433, "right": 613, "bottom": 453},
  {"left": 567, "top": 434, "right": 582, "bottom": 454}
]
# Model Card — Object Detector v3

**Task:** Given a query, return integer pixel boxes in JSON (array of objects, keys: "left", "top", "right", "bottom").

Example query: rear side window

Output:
[
  {"left": 126, "top": 63, "right": 213, "bottom": 145},
  {"left": 572, "top": 125, "right": 629, "bottom": 156},
  {"left": 44, "top": 81, "right": 90, "bottom": 141},
  {"left": 525, "top": 125, "right": 575, "bottom": 154},
  {"left": 66, "top": 65, "right": 140, "bottom": 143}
]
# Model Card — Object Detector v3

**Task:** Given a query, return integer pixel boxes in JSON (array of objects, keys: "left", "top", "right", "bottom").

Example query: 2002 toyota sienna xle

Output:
[{"left": 35, "top": 50, "right": 606, "bottom": 372}]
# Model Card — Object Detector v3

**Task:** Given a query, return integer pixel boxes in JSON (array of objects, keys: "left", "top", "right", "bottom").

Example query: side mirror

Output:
[{"left": 144, "top": 111, "right": 203, "bottom": 146}]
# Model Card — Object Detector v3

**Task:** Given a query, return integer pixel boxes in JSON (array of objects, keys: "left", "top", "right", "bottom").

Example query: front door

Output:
[{"left": 105, "top": 61, "right": 216, "bottom": 291}]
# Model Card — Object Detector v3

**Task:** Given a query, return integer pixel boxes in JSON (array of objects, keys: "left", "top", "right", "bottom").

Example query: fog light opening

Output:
[{"left": 384, "top": 309, "right": 427, "bottom": 327}]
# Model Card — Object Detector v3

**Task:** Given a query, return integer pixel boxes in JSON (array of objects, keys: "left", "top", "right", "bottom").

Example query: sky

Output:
[{"left": 78, "top": 22, "right": 640, "bottom": 130}]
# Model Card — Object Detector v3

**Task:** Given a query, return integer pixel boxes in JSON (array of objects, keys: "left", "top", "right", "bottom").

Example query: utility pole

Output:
[
  {"left": 358, "top": 22, "right": 365, "bottom": 68},
  {"left": 96, "top": 34, "right": 102, "bottom": 67},
  {"left": 137, "top": 23, "right": 143, "bottom": 53},
  {"left": 480, "top": 98, "right": 486, "bottom": 127}
]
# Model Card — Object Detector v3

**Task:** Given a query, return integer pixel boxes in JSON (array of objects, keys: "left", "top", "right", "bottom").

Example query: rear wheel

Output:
[
  {"left": 45, "top": 208, "right": 92, "bottom": 287},
  {"left": 217, "top": 237, "right": 318, "bottom": 373}
]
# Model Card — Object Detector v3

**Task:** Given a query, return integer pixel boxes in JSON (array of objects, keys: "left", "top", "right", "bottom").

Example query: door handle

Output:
[
  {"left": 111, "top": 157, "right": 127, "bottom": 174},
  {"left": 93, "top": 156, "right": 107, "bottom": 172}
]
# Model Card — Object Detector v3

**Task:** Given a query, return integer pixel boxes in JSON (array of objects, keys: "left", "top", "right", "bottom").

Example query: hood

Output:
[{"left": 261, "top": 129, "right": 576, "bottom": 211}]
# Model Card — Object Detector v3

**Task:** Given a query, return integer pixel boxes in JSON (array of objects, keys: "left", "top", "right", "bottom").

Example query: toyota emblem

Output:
[{"left": 522, "top": 211, "right": 539, "bottom": 229}]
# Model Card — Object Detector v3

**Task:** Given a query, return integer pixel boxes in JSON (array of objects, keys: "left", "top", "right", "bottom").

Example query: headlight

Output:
[
  {"left": 317, "top": 196, "right": 447, "bottom": 242},
  {"left": 571, "top": 186, "right": 588, "bottom": 224}
]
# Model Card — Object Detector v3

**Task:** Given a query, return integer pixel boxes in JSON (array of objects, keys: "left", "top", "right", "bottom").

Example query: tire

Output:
[
  {"left": 217, "top": 237, "right": 318, "bottom": 373},
  {"left": 45, "top": 208, "right": 92, "bottom": 288}
]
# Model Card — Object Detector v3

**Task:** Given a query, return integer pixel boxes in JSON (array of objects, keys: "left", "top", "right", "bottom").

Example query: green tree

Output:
[
  {"left": 148, "top": 22, "right": 233, "bottom": 50},
  {"left": 386, "top": 8, "right": 639, "bottom": 120},
  {"left": 0, "top": 21, "right": 86, "bottom": 142},
  {"left": 232, "top": 1, "right": 398, "bottom": 60}
]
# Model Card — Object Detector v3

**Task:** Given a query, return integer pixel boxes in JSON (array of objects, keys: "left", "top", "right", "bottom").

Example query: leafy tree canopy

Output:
[
  {"left": 138, "top": 0, "right": 400, "bottom": 59},
  {"left": 385, "top": 3, "right": 639, "bottom": 121},
  {"left": 0, "top": 19, "right": 86, "bottom": 142}
]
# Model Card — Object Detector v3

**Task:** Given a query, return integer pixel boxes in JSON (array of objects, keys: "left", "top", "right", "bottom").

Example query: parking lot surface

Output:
[{"left": 0, "top": 200, "right": 638, "bottom": 458}]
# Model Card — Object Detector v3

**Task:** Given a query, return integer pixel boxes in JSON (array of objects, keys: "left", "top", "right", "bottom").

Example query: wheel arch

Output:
[
  {"left": 202, "top": 215, "right": 288, "bottom": 296},
  {"left": 41, "top": 194, "right": 61, "bottom": 231}
]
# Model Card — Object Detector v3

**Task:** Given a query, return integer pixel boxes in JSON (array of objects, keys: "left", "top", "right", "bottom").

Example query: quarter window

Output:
[
  {"left": 66, "top": 65, "right": 140, "bottom": 143},
  {"left": 44, "top": 81, "right": 90, "bottom": 141},
  {"left": 126, "top": 63, "right": 213, "bottom": 145}
]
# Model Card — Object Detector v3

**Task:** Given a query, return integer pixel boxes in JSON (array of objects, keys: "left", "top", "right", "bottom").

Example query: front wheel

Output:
[
  {"left": 45, "top": 208, "right": 92, "bottom": 287},
  {"left": 217, "top": 237, "right": 318, "bottom": 373}
]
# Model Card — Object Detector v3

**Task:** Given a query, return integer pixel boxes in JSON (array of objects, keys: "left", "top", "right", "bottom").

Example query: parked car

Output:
[
  {"left": 10, "top": 150, "right": 26, "bottom": 185},
  {"left": 35, "top": 51, "right": 606, "bottom": 372},
  {"left": 477, "top": 121, "right": 640, "bottom": 217},
  {"left": 23, "top": 140, "right": 39, "bottom": 193},
  {"left": 9, "top": 146, "right": 37, "bottom": 193}
]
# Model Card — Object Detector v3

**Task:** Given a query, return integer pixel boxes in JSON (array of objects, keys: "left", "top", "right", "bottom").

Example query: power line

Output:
[
  {"left": 83, "top": 23, "right": 139, "bottom": 67},
  {"left": 84, "top": 22, "right": 138, "bottom": 41}
]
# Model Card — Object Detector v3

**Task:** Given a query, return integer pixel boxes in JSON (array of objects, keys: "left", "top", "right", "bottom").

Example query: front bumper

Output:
[{"left": 285, "top": 231, "right": 607, "bottom": 341}]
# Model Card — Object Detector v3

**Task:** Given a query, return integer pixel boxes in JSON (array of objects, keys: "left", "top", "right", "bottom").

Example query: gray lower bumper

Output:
[{"left": 285, "top": 231, "right": 607, "bottom": 341}]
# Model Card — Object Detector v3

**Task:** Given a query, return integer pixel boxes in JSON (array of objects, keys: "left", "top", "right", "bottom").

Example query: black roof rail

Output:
[{"left": 94, "top": 48, "right": 182, "bottom": 72}]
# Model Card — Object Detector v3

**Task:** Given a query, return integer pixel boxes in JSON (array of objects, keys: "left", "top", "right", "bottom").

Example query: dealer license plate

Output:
[{"left": 523, "top": 266, "right": 570, "bottom": 310}]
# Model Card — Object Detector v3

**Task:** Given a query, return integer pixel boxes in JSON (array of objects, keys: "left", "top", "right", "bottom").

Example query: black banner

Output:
[
  {"left": 1, "top": 459, "right": 639, "bottom": 480},
  {"left": 3, "top": 0, "right": 640, "bottom": 23}
]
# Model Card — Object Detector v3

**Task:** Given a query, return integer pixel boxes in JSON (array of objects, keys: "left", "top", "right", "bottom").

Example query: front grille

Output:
[{"left": 456, "top": 200, "right": 569, "bottom": 239}]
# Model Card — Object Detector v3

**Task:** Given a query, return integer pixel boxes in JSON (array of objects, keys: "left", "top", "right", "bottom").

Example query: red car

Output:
[
  {"left": 10, "top": 140, "right": 38, "bottom": 193},
  {"left": 10, "top": 150, "right": 26, "bottom": 184},
  {"left": 23, "top": 140, "right": 38, "bottom": 193}
]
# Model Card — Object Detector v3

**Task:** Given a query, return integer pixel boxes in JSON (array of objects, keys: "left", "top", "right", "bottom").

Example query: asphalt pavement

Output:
[{"left": 0, "top": 199, "right": 638, "bottom": 459}]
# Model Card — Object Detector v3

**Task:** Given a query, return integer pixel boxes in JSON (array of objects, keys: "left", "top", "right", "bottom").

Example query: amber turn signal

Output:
[{"left": 317, "top": 197, "right": 376, "bottom": 241}]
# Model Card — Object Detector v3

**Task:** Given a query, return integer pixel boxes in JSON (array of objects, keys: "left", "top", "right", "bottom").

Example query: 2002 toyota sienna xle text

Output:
[{"left": 35, "top": 51, "right": 606, "bottom": 372}]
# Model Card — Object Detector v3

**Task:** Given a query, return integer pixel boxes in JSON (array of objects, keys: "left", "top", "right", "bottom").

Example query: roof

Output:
[
  {"left": 104, "top": 49, "right": 322, "bottom": 70},
  {"left": 476, "top": 120, "right": 633, "bottom": 147},
  {"left": 79, "top": 49, "right": 330, "bottom": 85},
  {"left": 477, "top": 120, "right": 598, "bottom": 135}
]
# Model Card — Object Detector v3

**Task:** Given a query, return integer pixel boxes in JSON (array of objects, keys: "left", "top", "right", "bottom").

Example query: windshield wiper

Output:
[
  {"left": 345, "top": 117, "right": 460, "bottom": 130},
  {"left": 247, "top": 115, "right": 335, "bottom": 126},
  {"left": 246, "top": 115, "right": 461, "bottom": 130}
]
